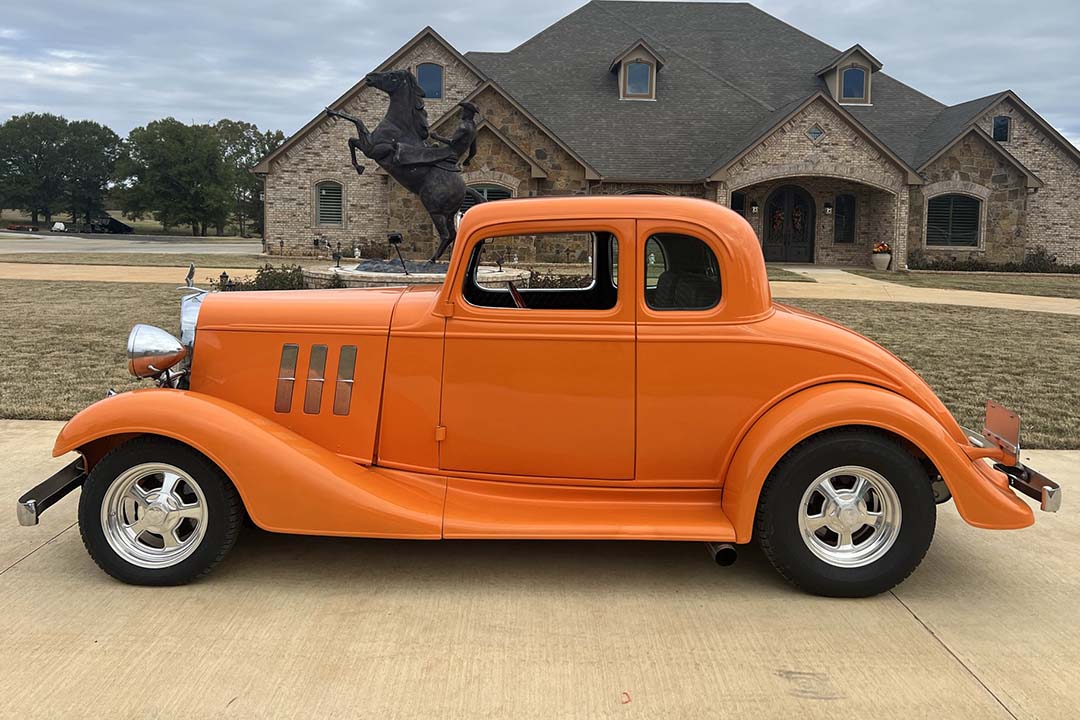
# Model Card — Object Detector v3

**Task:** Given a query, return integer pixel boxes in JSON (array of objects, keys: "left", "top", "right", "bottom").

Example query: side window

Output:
[
  {"left": 643, "top": 233, "right": 721, "bottom": 311},
  {"left": 464, "top": 231, "right": 618, "bottom": 311},
  {"left": 644, "top": 236, "right": 667, "bottom": 289}
]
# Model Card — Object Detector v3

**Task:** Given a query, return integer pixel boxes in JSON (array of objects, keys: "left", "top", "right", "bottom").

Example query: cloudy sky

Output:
[{"left": 1, "top": 0, "right": 1077, "bottom": 147}]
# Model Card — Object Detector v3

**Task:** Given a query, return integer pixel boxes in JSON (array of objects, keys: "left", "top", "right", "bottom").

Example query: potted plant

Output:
[{"left": 871, "top": 241, "right": 892, "bottom": 271}]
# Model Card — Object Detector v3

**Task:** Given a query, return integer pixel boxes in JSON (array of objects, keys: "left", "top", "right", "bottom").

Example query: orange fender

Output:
[
  {"left": 54, "top": 389, "right": 444, "bottom": 538},
  {"left": 721, "top": 383, "right": 1033, "bottom": 543}
]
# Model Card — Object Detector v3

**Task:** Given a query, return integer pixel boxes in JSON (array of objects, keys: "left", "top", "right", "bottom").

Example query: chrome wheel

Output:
[
  {"left": 797, "top": 465, "right": 902, "bottom": 568},
  {"left": 100, "top": 463, "right": 208, "bottom": 569}
]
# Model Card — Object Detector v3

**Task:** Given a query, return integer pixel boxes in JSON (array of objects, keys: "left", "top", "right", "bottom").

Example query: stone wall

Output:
[
  {"left": 909, "top": 132, "right": 1028, "bottom": 264},
  {"left": 977, "top": 98, "right": 1080, "bottom": 264},
  {"left": 264, "top": 35, "right": 482, "bottom": 257}
]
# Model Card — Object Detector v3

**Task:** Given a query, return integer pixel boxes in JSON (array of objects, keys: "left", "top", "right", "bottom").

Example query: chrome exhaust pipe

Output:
[{"left": 704, "top": 542, "right": 738, "bottom": 567}]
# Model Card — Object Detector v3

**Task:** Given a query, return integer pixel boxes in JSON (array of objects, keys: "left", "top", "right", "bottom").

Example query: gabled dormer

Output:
[
  {"left": 609, "top": 39, "right": 665, "bottom": 101},
  {"left": 816, "top": 44, "right": 882, "bottom": 106}
]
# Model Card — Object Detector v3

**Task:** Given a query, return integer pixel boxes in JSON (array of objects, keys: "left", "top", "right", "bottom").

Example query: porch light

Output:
[
  {"left": 750, "top": 201, "right": 759, "bottom": 215},
  {"left": 824, "top": 202, "right": 833, "bottom": 216}
]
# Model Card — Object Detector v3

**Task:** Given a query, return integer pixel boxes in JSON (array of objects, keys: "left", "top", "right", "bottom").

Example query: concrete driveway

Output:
[
  {"left": 0, "top": 230, "right": 262, "bottom": 255},
  {"left": 1, "top": 419, "right": 1077, "bottom": 719}
]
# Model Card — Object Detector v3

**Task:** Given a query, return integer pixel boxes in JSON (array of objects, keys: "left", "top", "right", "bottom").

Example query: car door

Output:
[{"left": 439, "top": 219, "right": 636, "bottom": 480}]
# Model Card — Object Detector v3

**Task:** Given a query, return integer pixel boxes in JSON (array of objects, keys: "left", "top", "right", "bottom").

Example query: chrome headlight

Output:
[{"left": 127, "top": 324, "right": 187, "bottom": 378}]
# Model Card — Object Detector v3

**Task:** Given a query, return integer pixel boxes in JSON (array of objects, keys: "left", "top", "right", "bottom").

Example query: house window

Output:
[
  {"left": 416, "top": 63, "right": 443, "bottom": 99},
  {"left": 992, "top": 115, "right": 1010, "bottom": 142},
  {"left": 623, "top": 61, "right": 653, "bottom": 98},
  {"left": 461, "top": 183, "right": 513, "bottom": 212},
  {"left": 926, "top": 194, "right": 980, "bottom": 247},
  {"left": 730, "top": 191, "right": 747, "bottom": 217},
  {"left": 841, "top": 66, "right": 867, "bottom": 102},
  {"left": 315, "top": 181, "right": 343, "bottom": 226},
  {"left": 834, "top": 194, "right": 856, "bottom": 243}
]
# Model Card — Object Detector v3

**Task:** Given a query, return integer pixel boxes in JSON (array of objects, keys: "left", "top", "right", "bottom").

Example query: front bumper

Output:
[{"left": 16, "top": 458, "right": 86, "bottom": 526}]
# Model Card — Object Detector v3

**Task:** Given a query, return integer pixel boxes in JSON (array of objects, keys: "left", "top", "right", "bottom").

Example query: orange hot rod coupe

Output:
[{"left": 18, "top": 197, "right": 1060, "bottom": 596}]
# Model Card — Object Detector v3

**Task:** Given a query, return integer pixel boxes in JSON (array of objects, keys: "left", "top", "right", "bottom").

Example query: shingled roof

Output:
[{"left": 465, "top": 0, "right": 1010, "bottom": 182}]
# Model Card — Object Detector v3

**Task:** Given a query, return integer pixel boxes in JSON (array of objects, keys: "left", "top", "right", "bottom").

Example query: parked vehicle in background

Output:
[
  {"left": 16, "top": 197, "right": 1061, "bottom": 597},
  {"left": 51, "top": 222, "right": 66, "bottom": 232}
]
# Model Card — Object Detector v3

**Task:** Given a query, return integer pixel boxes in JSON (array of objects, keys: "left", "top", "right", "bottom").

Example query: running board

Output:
[{"left": 443, "top": 478, "right": 736, "bottom": 541}]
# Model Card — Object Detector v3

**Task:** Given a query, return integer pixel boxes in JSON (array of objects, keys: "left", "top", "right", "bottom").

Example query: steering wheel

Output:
[{"left": 506, "top": 280, "right": 526, "bottom": 309}]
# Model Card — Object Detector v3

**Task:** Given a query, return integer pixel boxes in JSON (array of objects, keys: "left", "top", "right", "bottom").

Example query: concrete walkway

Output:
[
  {"left": 1, "top": 419, "right": 1078, "bottom": 718},
  {"left": 771, "top": 266, "right": 1080, "bottom": 317},
  {"left": 4, "top": 261, "right": 1080, "bottom": 317},
  {"left": 0, "top": 262, "right": 256, "bottom": 284}
]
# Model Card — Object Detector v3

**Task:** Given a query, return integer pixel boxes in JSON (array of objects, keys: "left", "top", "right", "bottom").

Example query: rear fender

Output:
[
  {"left": 721, "top": 383, "right": 1033, "bottom": 543},
  {"left": 54, "top": 389, "right": 444, "bottom": 538}
]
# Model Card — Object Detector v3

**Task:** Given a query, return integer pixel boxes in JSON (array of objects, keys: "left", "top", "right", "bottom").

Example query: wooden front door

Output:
[{"left": 763, "top": 185, "right": 815, "bottom": 263}]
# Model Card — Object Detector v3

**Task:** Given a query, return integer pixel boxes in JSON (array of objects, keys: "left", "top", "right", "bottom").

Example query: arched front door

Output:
[{"left": 763, "top": 185, "right": 815, "bottom": 263}]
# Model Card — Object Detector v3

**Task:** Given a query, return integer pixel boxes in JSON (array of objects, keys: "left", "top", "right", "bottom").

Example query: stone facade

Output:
[
  {"left": 260, "top": 32, "right": 1079, "bottom": 270},
  {"left": 977, "top": 98, "right": 1080, "bottom": 264},
  {"left": 909, "top": 132, "right": 1028, "bottom": 264}
]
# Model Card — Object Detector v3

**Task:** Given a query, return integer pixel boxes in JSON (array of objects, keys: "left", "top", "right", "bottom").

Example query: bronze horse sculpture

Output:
[{"left": 326, "top": 70, "right": 481, "bottom": 262}]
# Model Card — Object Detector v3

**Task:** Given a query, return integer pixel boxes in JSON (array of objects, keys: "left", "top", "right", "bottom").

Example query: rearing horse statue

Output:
[{"left": 325, "top": 69, "right": 479, "bottom": 262}]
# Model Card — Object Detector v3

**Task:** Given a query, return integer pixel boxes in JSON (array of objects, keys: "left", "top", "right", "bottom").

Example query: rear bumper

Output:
[
  {"left": 994, "top": 463, "right": 1061, "bottom": 513},
  {"left": 17, "top": 458, "right": 86, "bottom": 526}
]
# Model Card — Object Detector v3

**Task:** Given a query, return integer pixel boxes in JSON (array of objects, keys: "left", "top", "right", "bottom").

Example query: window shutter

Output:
[
  {"left": 461, "top": 184, "right": 512, "bottom": 212},
  {"left": 317, "top": 183, "right": 343, "bottom": 226},
  {"left": 926, "top": 195, "right": 979, "bottom": 247}
]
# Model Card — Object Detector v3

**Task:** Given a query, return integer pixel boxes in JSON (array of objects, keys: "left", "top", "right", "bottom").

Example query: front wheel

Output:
[
  {"left": 78, "top": 437, "right": 242, "bottom": 585},
  {"left": 755, "top": 430, "right": 936, "bottom": 597}
]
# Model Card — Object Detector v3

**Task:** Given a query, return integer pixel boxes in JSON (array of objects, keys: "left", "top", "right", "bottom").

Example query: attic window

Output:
[
  {"left": 623, "top": 60, "right": 654, "bottom": 99},
  {"left": 840, "top": 65, "right": 868, "bottom": 103},
  {"left": 992, "top": 116, "right": 1011, "bottom": 142},
  {"left": 416, "top": 63, "right": 443, "bottom": 99},
  {"left": 806, "top": 124, "right": 826, "bottom": 143}
]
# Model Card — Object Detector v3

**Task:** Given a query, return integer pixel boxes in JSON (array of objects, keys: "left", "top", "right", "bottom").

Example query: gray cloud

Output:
[{"left": 0, "top": 0, "right": 1077, "bottom": 148}]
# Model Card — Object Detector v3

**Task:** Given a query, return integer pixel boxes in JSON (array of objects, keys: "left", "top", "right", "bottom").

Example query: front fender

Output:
[
  {"left": 54, "top": 389, "right": 444, "bottom": 538},
  {"left": 721, "top": 383, "right": 1033, "bottom": 543}
]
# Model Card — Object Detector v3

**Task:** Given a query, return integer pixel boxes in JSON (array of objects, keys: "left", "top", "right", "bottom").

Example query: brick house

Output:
[{"left": 254, "top": 1, "right": 1080, "bottom": 268}]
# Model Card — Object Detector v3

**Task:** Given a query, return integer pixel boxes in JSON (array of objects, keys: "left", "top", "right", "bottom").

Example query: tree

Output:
[
  {"left": 0, "top": 113, "right": 68, "bottom": 224},
  {"left": 213, "top": 120, "right": 284, "bottom": 237},
  {"left": 117, "top": 118, "right": 231, "bottom": 236},
  {"left": 62, "top": 120, "right": 120, "bottom": 224}
]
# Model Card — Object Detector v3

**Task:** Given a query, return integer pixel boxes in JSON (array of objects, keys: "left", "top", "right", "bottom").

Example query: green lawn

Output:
[
  {"left": 849, "top": 268, "right": 1080, "bottom": 300},
  {"left": 0, "top": 252, "right": 279, "bottom": 269},
  {"left": 2, "top": 279, "right": 1076, "bottom": 449},
  {"left": 767, "top": 266, "right": 815, "bottom": 282},
  {"left": 786, "top": 298, "right": 1080, "bottom": 449}
]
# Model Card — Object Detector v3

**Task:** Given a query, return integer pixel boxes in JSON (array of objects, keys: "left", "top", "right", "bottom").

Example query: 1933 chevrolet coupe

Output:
[{"left": 17, "top": 197, "right": 1060, "bottom": 596}]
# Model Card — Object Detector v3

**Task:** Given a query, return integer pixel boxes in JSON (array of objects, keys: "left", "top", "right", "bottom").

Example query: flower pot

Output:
[{"left": 871, "top": 253, "right": 891, "bottom": 271}]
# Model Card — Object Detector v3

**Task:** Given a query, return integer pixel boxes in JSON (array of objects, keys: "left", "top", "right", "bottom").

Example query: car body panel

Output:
[
  {"left": 722, "top": 383, "right": 1033, "bottom": 542},
  {"left": 53, "top": 390, "right": 445, "bottom": 537}
]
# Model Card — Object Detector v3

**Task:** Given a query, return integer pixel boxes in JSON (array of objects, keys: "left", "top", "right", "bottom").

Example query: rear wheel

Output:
[
  {"left": 755, "top": 430, "right": 936, "bottom": 597},
  {"left": 78, "top": 437, "right": 242, "bottom": 585}
]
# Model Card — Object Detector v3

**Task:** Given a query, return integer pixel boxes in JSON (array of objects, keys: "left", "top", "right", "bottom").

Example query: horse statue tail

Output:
[{"left": 464, "top": 187, "right": 487, "bottom": 206}]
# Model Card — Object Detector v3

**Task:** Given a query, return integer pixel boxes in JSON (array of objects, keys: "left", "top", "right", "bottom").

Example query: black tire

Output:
[
  {"left": 755, "top": 429, "right": 936, "bottom": 597},
  {"left": 78, "top": 437, "right": 242, "bottom": 586}
]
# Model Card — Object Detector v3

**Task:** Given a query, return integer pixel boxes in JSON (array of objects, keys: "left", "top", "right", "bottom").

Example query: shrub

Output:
[
  {"left": 907, "top": 246, "right": 1080, "bottom": 274},
  {"left": 216, "top": 264, "right": 305, "bottom": 291}
]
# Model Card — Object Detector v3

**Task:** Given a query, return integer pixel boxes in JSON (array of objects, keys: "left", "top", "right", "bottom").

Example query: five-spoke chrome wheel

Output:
[
  {"left": 797, "top": 465, "right": 901, "bottom": 568},
  {"left": 101, "top": 462, "right": 208, "bottom": 568}
]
